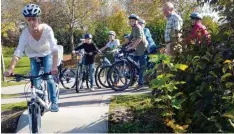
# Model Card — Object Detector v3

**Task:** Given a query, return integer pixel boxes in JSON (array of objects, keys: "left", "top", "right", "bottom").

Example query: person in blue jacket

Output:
[{"left": 139, "top": 19, "right": 158, "bottom": 54}]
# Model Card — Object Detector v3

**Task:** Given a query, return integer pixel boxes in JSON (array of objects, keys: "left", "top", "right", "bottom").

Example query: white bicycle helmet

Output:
[
  {"left": 128, "top": 14, "right": 140, "bottom": 20},
  {"left": 108, "top": 31, "right": 116, "bottom": 36},
  {"left": 22, "top": 4, "right": 41, "bottom": 17}
]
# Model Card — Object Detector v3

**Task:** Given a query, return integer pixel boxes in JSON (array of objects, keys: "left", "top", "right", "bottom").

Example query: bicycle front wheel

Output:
[
  {"left": 30, "top": 104, "right": 41, "bottom": 133},
  {"left": 95, "top": 65, "right": 102, "bottom": 88},
  {"left": 107, "top": 61, "right": 134, "bottom": 91},
  {"left": 75, "top": 65, "right": 83, "bottom": 93}
]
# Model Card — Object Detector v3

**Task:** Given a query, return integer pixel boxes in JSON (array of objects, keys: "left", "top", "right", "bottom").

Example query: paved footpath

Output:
[{"left": 1, "top": 84, "right": 150, "bottom": 133}]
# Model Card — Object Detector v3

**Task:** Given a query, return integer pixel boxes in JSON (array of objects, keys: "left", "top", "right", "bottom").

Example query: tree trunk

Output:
[
  {"left": 70, "top": 0, "right": 76, "bottom": 60},
  {"left": 1, "top": 53, "right": 6, "bottom": 82}
]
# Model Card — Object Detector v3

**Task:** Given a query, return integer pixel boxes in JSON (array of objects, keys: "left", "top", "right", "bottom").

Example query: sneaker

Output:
[
  {"left": 50, "top": 103, "right": 59, "bottom": 112},
  {"left": 90, "top": 87, "right": 95, "bottom": 91},
  {"left": 133, "top": 85, "right": 144, "bottom": 91}
]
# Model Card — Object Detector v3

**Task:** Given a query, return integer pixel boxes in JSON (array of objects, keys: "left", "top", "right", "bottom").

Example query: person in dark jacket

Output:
[{"left": 72, "top": 33, "right": 99, "bottom": 91}]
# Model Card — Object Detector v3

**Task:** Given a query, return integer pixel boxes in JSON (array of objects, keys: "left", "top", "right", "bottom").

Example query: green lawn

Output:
[
  {"left": 109, "top": 94, "right": 172, "bottom": 133},
  {"left": 1, "top": 47, "right": 30, "bottom": 87},
  {"left": 1, "top": 94, "right": 21, "bottom": 99},
  {"left": 1, "top": 101, "right": 27, "bottom": 112}
]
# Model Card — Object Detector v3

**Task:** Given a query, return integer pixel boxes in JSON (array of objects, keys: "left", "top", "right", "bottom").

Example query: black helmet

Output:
[
  {"left": 128, "top": 14, "right": 140, "bottom": 20},
  {"left": 84, "top": 33, "right": 92, "bottom": 39}
]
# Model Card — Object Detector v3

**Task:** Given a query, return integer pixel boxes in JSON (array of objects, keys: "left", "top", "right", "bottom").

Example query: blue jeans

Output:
[
  {"left": 87, "top": 64, "right": 94, "bottom": 88},
  {"left": 30, "top": 54, "right": 57, "bottom": 104},
  {"left": 134, "top": 54, "right": 147, "bottom": 85}
]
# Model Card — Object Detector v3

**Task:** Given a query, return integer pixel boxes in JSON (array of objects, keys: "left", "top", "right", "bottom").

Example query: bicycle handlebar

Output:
[{"left": 11, "top": 72, "right": 52, "bottom": 82}]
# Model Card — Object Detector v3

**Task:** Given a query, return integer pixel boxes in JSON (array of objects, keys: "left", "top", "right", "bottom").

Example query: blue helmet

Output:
[
  {"left": 128, "top": 14, "right": 140, "bottom": 20},
  {"left": 84, "top": 33, "right": 92, "bottom": 39},
  {"left": 22, "top": 4, "right": 41, "bottom": 17},
  {"left": 190, "top": 12, "right": 203, "bottom": 20}
]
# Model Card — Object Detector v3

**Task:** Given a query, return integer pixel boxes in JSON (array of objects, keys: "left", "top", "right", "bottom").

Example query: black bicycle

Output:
[
  {"left": 107, "top": 48, "right": 156, "bottom": 91},
  {"left": 75, "top": 51, "right": 92, "bottom": 93},
  {"left": 27, "top": 61, "right": 76, "bottom": 89}
]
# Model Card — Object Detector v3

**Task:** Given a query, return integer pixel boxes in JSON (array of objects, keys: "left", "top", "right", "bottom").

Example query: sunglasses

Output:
[{"left": 26, "top": 17, "right": 38, "bottom": 22}]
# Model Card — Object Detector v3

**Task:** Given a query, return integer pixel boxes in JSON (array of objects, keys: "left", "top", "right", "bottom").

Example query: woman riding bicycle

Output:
[{"left": 4, "top": 4, "right": 59, "bottom": 112}]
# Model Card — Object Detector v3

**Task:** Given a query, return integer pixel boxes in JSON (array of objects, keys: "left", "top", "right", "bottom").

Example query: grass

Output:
[
  {"left": 1, "top": 101, "right": 27, "bottom": 112},
  {"left": 1, "top": 47, "right": 30, "bottom": 87},
  {"left": 109, "top": 94, "right": 172, "bottom": 133},
  {"left": 1, "top": 94, "right": 21, "bottom": 99}
]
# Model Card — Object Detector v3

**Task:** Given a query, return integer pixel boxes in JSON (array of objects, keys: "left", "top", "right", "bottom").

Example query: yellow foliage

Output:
[
  {"left": 1, "top": 22, "right": 16, "bottom": 38},
  {"left": 165, "top": 119, "right": 189, "bottom": 133},
  {"left": 223, "top": 60, "right": 232, "bottom": 64},
  {"left": 106, "top": 10, "right": 131, "bottom": 39}
]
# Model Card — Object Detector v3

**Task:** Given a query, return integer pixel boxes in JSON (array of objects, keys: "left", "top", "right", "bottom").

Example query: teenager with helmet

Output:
[
  {"left": 72, "top": 33, "right": 99, "bottom": 91},
  {"left": 100, "top": 31, "right": 120, "bottom": 52},
  {"left": 4, "top": 4, "right": 59, "bottom": 112}
]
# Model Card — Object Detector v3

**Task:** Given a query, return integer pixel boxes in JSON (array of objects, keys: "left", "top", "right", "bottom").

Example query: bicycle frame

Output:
[{"left": 12, "top": 73, "right": 58, "bottom": 133}]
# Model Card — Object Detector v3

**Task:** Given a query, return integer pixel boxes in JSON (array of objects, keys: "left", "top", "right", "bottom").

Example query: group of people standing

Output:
[{"left": 4, "top": 2, "right": 211, "bottom": 112}]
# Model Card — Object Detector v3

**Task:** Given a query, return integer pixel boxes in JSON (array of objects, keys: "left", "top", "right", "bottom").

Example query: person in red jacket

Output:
[{"left": 187, "top": 12, "right": 211, "bottom": 45}]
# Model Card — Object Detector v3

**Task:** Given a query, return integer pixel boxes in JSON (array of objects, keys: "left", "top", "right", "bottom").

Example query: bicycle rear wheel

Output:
[
  {"left": 98, "top": 66, "right": 111, "bottom": 88},
  {"left": 60, "top": 68, "right": 76, "bottom": 89}
]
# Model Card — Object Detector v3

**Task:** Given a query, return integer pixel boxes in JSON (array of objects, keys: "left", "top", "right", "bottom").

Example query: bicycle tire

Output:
[
  {"left": 95, "top": 65, "right": 102, "bottom": 88},
  {"left": 60, "top": 68, "right": 76, "bottom": 89},
  {"left": 31, "top": 104, "right": 39, "bottom": 133},
  {"left": 98, "top": 66, "right": 111, "bottom": 88},
  {"left": 75, "top": 65, "right": 83, "bottom": 93},
  {"left": 107, "top": 61, "right": 134, "bottom": 91}
]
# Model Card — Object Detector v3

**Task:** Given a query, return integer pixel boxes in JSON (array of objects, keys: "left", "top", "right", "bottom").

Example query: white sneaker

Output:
[{"left": 90, "top": 88, "right": 95, "bottom": 91}]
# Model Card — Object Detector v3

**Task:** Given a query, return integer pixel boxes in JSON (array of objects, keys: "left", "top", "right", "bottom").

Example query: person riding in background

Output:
[
  {"left": 187, "top": 12, "right": 211, "bottom": 45},
  {"left": 72, "top": 34, "right": 99, "bottom": 91},
  {"left": 4, "top": 4, "right": 59, "bottom": 112}
]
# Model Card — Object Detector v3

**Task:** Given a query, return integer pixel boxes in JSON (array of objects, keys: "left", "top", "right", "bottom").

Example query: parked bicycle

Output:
[
  {"left": 27, "top": 61, "right": 76, "bottom": 89},
  {"left": 74, "top": 50, "right": 92, "bottom": 93},
  {"left": 97, "top": 49, "right": 126, "bottom": 89},
  {"left": 107, "top": 48, "right": 156, "bottom": 91},
  {"left": 11, "top": 72, "right": 59, "bottom": 133}
]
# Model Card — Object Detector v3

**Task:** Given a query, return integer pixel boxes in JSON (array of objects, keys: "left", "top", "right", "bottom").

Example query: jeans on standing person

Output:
[
  {"left": 30, "top": 54, "right": 57, "bottom": 104},
  {"left": 88, "top": 64, "right": 95, "bottom": 88},
  {"left": 134, "top": 54, "right": 147, "bottom": 85}
]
